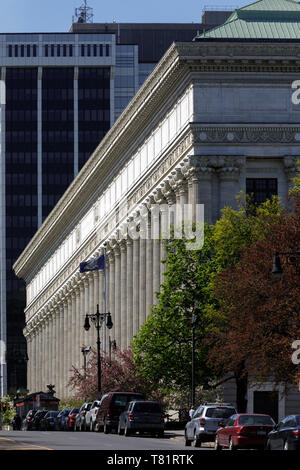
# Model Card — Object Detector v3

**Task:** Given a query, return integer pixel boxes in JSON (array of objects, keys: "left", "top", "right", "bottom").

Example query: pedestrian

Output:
[
  {"left": 12, "top": 414, "right": 22, "bottom": 431},
  {"left": 189, "top": 408, "right": 195, "bottom": 419}
]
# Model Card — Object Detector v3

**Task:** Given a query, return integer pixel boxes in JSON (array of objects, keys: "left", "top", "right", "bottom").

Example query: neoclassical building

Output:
[{"left": 14, "top": 0, "right": 300, "bottom": 415}]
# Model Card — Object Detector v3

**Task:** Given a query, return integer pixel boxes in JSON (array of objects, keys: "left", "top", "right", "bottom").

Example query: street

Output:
[{"left": 0, "top": 430, "right": 211, "bottom": 451}]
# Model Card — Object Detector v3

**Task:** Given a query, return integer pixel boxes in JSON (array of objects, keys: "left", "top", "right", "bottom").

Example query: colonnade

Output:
[{"left": 24, "top": 155, "right": 244, "bottom": 397}]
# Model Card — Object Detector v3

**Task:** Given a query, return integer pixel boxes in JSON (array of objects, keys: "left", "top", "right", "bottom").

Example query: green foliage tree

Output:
[
  {"left": 1, "top": 396, "right": 16, "bottom": 428},
  {"left": 132, "top": 224, "right": 220, "bottom": 403},
  {"left": 132, "top": 194, "right": 285, "bottom": 412}
]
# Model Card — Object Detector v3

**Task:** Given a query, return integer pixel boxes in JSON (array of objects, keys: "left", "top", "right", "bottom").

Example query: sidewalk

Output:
[{"left": 166, "top": 429, "right": 214, "bottom": 448}]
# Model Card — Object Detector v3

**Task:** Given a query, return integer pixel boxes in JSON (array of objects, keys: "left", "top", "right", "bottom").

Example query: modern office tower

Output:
[{"left": 0, "top": 7, "right": 228, "bottom": 395}]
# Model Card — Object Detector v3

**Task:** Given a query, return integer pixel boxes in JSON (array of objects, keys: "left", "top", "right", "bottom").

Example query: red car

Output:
[
  {"left": 215, "top": 413, "right": 275, "bottom": 450},
  {"left": 67, "top": 408, "right": 80, "bottom": 431}
]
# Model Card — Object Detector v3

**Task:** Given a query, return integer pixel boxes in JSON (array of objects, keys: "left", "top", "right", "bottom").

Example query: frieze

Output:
[{"left": 192, "top": 126, "right": 300, "bottom": 144}]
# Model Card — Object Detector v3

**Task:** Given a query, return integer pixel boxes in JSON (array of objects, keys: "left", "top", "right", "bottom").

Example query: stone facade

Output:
[{"left": 14, "top": 41, "right": 300, "bottom": 408}]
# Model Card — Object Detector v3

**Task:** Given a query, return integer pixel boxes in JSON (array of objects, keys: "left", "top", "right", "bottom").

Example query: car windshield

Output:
[
  {"left": 205, "top": 407, "right": 236, "bottom": 418},
  {"left": 238, "top": 415, "right": 275, "bottom": 426},
  {"left": 133, "top": 403, "right": 162, "bottom": 413},
  {"left": 112, "top": 395, "right": 143, "bottom": 407},
  {"left": 49, "top": 411, "right": 59, "bottom": 416}
]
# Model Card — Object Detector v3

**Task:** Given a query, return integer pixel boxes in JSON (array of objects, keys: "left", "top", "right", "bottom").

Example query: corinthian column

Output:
[
  {"left": 284, "top": 156, "right": 298, "bottom": 193},
  {"left": 132, "top": 233, "right": 140, "bottom": 336},
  {"left": 55, "top": 304, "right": 60, "bottom": 391},
  {"left": 107, "top": 248, "right": 115, "bottom": 347},
  {"left": 114, "top": 242, "right": 121, "bottom": 349},
  {"left": 139, "top": 205, "right": 148, "bottom": 329},
  {"left": 126, "top": 237, "right": 133, "bottom": 347},
  {"left": 145, "top": 198, "right": 154, "bottom": 318},
  {"left": 182, "top": 156, "right": 214, "bottom": 225},
  {"left": 120, "top": 239, "right": 127, "bottom": 350},
  {"left": 218, "top": 156, "right": 245, "bottom": 213},
  {"left": 59, "top": 301, "right": 65, "bottom": 398}
]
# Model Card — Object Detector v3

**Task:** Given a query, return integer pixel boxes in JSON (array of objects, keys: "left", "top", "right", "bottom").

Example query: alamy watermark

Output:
[
  {"left": 292, "top": 340, "right": 300, "bottom": 365},
  {"left": 99, "top": 202, "right": 205, "bottom": 251},
  {"left": 292, "top": 80, "right": 300, "bottom": 105}
]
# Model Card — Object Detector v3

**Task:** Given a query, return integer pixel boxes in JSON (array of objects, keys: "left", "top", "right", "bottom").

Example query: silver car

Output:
[
  {"left": 185, "top": 403, "right": 237, "bottom": 447},
  {"left": 85, "top": 400, "right": 102, "bottom": 431}
]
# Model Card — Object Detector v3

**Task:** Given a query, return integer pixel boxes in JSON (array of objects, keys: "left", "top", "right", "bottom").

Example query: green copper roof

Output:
[{"left": 195, "top": 0, "right": 300, "bottom": 40}]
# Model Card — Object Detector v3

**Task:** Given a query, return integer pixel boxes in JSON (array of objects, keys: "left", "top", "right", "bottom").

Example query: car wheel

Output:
[
  {"left": 157, "top": 431, "right": 164, "bottom": 438},
  {"left": 193, "top": 431, "right": 202, "bottom": 448},
  {"left": 124, "top": 422, "right": 131, "bottom": 437},
  {"left": 283, "top": 440, "right": 289, "bottom": 451},
  {"left": 265, "top": 439, "right": 271, "bottom": 450},
  {"left": 214, "top": 435, "right": 222, "bottom": 451},
  {"left": 103, "top": 420, "right": 110, "bottom": 434},
  {"left": 229, "top": 437, "right": 237, "bottom": 451},
  {"left": 185, "top": 431, "right": 192, "bottom": 447}
]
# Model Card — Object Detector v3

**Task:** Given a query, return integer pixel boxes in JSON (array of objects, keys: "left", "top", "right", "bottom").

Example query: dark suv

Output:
[{"left": 95, "top": 392, "right": 145, "bottom": 434}]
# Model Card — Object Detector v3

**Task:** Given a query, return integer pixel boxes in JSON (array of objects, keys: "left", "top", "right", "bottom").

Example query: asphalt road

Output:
[{"left": 0, "top": 429, "right": 210, "bottom": 451}]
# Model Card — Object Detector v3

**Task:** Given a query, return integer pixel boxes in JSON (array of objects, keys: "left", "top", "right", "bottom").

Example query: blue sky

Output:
[{"left": 0, "top": 0, "right": 251, "bottom": 32}]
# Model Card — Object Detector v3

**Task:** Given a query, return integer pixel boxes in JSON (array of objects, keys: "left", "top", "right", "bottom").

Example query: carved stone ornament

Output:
[{"left": 192, "top": 127, "right": 300, "bottom": 145}]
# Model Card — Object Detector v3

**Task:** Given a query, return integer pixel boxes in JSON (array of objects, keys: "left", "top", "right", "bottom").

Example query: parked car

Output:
[
  {"left": 74, "top": 402, "right": 92, "bottom": 431},
  {"left": 185, "top": 403, "right": 237, "bottom": 447},
  {"left": 40, "top": 410, "right": 60, "bottom": 431},
  {"left": 21, "top": 409, "right": 38, "bottom": 431},
  {"left": 85, "top": 400, "right": 102, "bottom": 431},
  {"left": 66, "top": 408, "right": 80, "bottom": 431},
  {"left": 31, "top": 410, "right": 49, "bottom": 431},
  {"left": 95, "top": 392, "right": 145, "bottom": 434},
  {"left": 118, "top": 400, "right": 164, "bottom": 437},
  {"left": 266, "top": 414, "right": 300, "bottom": 450},
  {"left": 55, "top": 409, "right": 71, "bottom": 431},
  {"left": 215, "top": 413, "right": 275, "bottom": 450}
]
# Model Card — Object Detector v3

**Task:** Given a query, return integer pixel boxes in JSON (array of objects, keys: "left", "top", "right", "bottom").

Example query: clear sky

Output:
[{"left": 0, "top": 0, "right": 252, "bottom": 33}]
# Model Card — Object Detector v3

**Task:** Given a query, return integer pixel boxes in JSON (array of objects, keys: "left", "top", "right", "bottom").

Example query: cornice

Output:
[{"left": 14, "top": 41, "right": 300, "bottom": 279}]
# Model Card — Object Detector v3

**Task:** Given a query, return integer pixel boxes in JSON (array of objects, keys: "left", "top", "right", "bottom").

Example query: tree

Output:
[
  {"left": 67, "top": 347, "right": 156, "bottom": 401},
  {"left": 208, "top": 194, "right": 285, "bottom": 411},
  {"left": 132, "top": 224, "right": 220, "bottom": 404},
  {"left": 208, "top": 194, "right": 300, "bottom": 409},
  {"left": 132, "top": 195, "right": 285, "bottom": 412}
]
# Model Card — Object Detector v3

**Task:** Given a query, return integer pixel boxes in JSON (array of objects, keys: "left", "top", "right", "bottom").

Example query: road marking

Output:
[{"left": 0, "top": 436, "right": 53, "bottom": 451}]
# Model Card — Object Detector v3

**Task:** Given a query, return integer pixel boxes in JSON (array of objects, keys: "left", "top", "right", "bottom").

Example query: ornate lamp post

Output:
[{"left": 84, "top": 305, "right": 113, "bottom": 400}]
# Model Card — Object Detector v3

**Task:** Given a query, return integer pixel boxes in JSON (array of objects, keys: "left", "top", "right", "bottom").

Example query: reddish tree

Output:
[
  {"left": 67, "top": 347, "right": 157, "bottom": 401},
  {"left": 208, "top": 195, "right": 300, "bottom": 410}
]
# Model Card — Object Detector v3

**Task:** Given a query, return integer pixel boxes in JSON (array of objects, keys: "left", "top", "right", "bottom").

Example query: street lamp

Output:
[
  {"left": 83, "top": 305, "right": 113, "bottom": 399},
  {"left": 81, "top": 346, "right": 91, "bottom": 377},
  {"left": 272, "top": 250, "right": 300, "bottom": 279}
]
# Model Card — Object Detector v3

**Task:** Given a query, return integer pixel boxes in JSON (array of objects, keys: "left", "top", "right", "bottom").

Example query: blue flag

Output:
[{"left": 80, "top": 254, "right": 105, "bottom": 273}]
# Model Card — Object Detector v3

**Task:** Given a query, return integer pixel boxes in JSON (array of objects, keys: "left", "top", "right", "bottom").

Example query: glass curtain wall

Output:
[{"left": 5, "top": 67, "right": 38, "bottom": 391}]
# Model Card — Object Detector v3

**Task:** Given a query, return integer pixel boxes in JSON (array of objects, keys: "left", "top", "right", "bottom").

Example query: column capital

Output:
[
  {"left": 217, "top": 156, "right": 245, "bottom": 181},
  {"left": 153, "top": 188, "right": 167, "bottom": 205},
  {"left": 283, "top": 156, "right": 298, "bottom": 180},
  {"left": 161, "top": 180, "right": 176, "bottom": 205}
]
